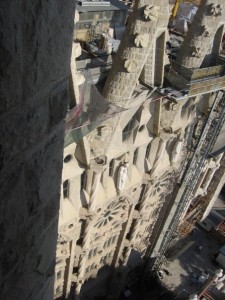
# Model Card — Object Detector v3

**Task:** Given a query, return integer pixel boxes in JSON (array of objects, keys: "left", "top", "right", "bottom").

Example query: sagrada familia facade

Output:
[
  {"left": 54, "top": 1, "right": 225, "bottom": 299},
  {"left": 1, "top": 1, "right": 225, "bottom": 300}
]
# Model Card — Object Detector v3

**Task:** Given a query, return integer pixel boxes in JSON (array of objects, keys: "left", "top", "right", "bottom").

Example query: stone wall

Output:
[{"left": 0, "top": 2, "right": 74, "bottom": 300}]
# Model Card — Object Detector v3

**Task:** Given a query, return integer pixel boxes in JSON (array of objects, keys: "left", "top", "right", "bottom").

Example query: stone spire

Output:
[
  {"left": 176, "top": 0, "right": 225, "bottom": 69},
  {"left": 102, "top": 0, "right": 170, "bottom": 106}
]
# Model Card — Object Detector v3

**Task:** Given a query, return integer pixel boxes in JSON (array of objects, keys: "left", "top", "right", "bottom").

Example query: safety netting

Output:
[{"left": 65, "top": 70, "right": 126, "bottom": 146}]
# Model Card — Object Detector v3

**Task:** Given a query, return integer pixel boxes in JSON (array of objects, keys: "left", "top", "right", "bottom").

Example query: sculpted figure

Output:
[
  {"left": 171, "top": 139, "right": 184, "bottom": 165},
  {"left": 117, "top": 162, "right": 129, "bottom": 191}
]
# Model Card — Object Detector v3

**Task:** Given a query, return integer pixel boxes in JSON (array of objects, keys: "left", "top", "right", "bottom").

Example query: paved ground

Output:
[{"left": 159, "top": 226, "right": 223, "bottom": 297}]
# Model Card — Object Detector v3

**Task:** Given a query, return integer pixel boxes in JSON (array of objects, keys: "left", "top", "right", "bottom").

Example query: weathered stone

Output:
[
  {"left": 177, "top": 0, "right": 225, "bottom": 69},
  {"left": 124, "top": 59, "right": 138, "bottom": 73},
  {"left": 134, "top": 34, "right": 149, "bottom": 48},
  {"left": 0, "top": 1, "right": 75, "bottom": 300},
  {"left": 143, "top": 5, "right": 160, "bottom": 21}
]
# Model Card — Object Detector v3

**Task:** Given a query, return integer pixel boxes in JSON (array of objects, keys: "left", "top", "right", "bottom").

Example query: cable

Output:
[
  {"left": 67, "top": 56, "right": 225, "bottom": 132},
  {"left": 66, "top": 83, "right": 190, "bottom": 132}
]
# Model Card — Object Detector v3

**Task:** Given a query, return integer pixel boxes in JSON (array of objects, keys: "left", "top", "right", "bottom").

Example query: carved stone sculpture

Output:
[
  {"left": 117, "top": 162, "right": 129, "bottom": 191},
  {"left": 144, "top": 5, "right": 160, "bottom": 21},
  {"left": 124, "top": 59, "right": 138, "bottom": 73},
  {"left": 134, "top": 34, "right": 149, "bottom": 48},
  {"left": 192, "top": 46, "right": 202, "bottom": 58},
  {"left": 202, "top": 25, "right": 211, "bottom": 37},
  {"left": 171, "top": 139, "right": 184, "bottom": 165},
  {"left": 209, "top": 3, "right": 222, "bottom": 16}
]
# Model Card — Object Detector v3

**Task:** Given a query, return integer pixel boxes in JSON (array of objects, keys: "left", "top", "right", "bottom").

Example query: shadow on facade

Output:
[{"left": 56, "top": 250, "right": 174, "bottom": 300}]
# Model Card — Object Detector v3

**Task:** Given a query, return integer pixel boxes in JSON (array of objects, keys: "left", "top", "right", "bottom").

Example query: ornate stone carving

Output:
[
  {"left": 149, "top": 171, "right": 174, "bottom": 198},
  {"left": 201, "top": 25, "right": 211, "bottom": 37},
  {"left": 94, "top": 201, "right": 126, "bottom": 228},
  {"left": 209, "top": 4, "right": 222, "bottom": 16},
  {"left": 134, "top": 34, "right": 149, "bottom": 48},
  {"left": 124, "top": 59, "right": 138, "bottom": 73},
  {"left": 117, "top": 162, "right": 129, "bottom": 191},
  {"left": 144, "top": 5, "right": 160, "bottom": 21},
  {"left": 96, "top": 126, "right": 112, "bottom": 141},
  {"left": 192, "top": 46, "right": 202, "bottom": 58},
  {"left": 171, "top": 139, "right": 184, "bottom": 165}
]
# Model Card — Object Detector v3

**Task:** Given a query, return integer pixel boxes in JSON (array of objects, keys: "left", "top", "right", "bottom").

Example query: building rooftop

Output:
[{"left": 76, "top": 0, "right": 128, "bottom": 12}]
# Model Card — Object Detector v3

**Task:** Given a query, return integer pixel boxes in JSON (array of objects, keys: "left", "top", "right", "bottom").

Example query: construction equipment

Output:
[
  {"left": 171, "top": 0, "right": 200, "bottom": 18},
  {"left": 152, "top": 91, "right": 225, "bottom": 271}
]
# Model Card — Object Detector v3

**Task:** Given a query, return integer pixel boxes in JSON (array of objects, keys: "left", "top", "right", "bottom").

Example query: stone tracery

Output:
[{"left": 94, "top": 200, "right": 127, "bottom": 228}]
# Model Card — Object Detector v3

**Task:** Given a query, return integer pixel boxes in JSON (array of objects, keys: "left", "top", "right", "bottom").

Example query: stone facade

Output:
[
  {"left": 0, "top": 2, "right": 75, "bottom": 300},
  {"left": 54, "top": 1, "right": 225, "bottom": 299}
]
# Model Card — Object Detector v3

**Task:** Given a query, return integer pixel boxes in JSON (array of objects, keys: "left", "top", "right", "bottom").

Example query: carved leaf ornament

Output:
[
  {"left": 144, "top": 5, "right": 160, "bottom": 21},
  {"left": 134, "top": 34, "right": 149, "bottom": 48},
  {"left": 209, "top": 4, "right": 222, "bottom": 16},
  {"left": 192, "top": 46, "right": 202, "bottom": 58},
  {"left": 124, "top": 59, "right": 138, "bottom": 73},
  {"left": 202, "top": 25, "right": 211, "bottom": 37}
]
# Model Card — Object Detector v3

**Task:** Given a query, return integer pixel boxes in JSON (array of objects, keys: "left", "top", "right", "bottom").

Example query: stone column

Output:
[
  {"left": 76, "top": 160, "right": 106, "bottom": 291},
  {"left": 103, "top": 0, "right": 170, "bottom": 106},
  {"left": 140, "top": 17, "right": 169, "bottom": 86},
  {"left": 0, "top": 2, "right": 74, "bottom": 300},
  {"left": 177, "top": 0, "right": 225, "bottom": 69}
]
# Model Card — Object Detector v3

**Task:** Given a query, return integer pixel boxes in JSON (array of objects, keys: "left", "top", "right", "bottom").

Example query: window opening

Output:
[
  {"left": 133, "top": 148, "right": 139, "bottom": 164},
  {"left": 63, "top": 180, "right": 69, "bottom": 198},
  {"left": 64, "top": 154, "right": 72, "bottom": 163},
  {"left": 109, "top": 159, "right": 115, "bottom": 176},
  {"left": 138, "top": 184, "right": 146, "bottom": 203},
  {"left": 81, "top": 171, "right": 87, "bottom": 191},
  {"left": 145, "top": 143, "right": 151, "bottom": 158}
]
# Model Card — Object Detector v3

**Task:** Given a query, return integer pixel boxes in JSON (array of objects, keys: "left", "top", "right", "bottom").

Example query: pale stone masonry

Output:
[
  {"left": 0, "top": 2, "right": 75, "bottom": 300},
  {"left": 55, "top": 1, "right": 225, "bottom": 299},
  {"left": 103, "top": 0, "right": 169, "bottom": 105}
]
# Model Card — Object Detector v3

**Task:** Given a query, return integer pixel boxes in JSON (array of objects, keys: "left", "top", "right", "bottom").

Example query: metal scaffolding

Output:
[{"left": 152, "top": 90, "right": 225, "bottom": 270}]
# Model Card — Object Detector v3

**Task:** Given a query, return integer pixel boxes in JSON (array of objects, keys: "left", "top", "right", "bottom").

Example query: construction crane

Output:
[{"left": 171, "top": 0, "right": 200, "bottom": 18}]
